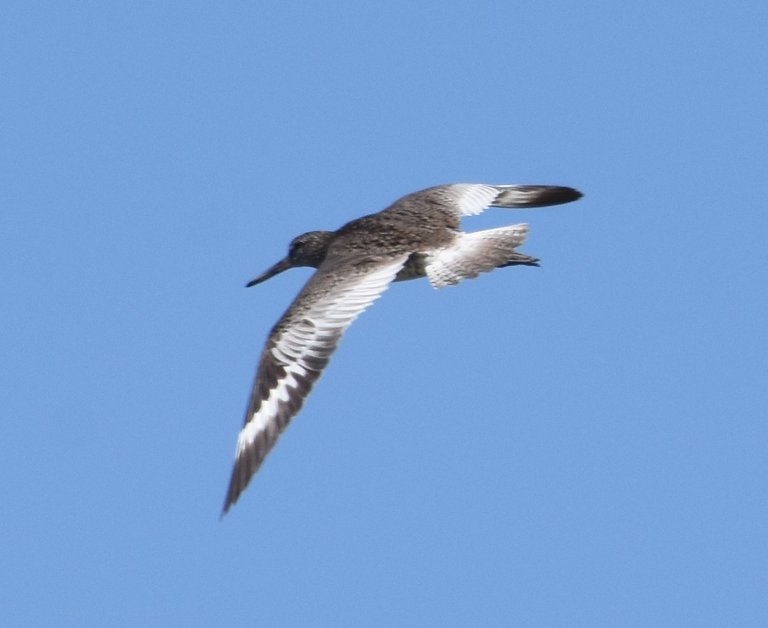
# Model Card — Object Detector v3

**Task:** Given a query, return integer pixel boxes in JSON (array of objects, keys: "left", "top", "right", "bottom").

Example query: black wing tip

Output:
[
  {"left": 220, "top": 455, "right": 253, "bottom": 518},
  {"left": 220, "top": 479, "right": 249, "bottom": 518},
  {"left": 220, "top": 481, "right": 239, "bottom": 518},
  {"left": 491, "top": 185, "right": 583, "bottom": 209},
  {"left": 531, "top": 185, "right": 583, "bottom": 207},
  {"left": 560, "top": 186, "right": 583, "bottom": 203}
]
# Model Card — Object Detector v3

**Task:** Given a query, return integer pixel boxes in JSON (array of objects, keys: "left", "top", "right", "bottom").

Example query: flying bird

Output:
[{"left": 222, "top": 183, "right": 582, "bottom": 514}]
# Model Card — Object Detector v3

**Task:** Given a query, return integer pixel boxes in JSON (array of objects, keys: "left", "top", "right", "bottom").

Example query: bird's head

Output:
[{"left": 246, "top": 230, "right": 336, "bottom": 287}]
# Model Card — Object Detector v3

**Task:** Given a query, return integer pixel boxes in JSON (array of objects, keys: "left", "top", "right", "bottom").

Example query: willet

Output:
[{"left": 222, "top": 183, "right": 582, "bottom": 514}]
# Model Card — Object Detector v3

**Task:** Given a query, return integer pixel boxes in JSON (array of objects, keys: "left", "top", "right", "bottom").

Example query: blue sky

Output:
[{"left": 2, "top": 1, "right": 767, "bottom": 626}]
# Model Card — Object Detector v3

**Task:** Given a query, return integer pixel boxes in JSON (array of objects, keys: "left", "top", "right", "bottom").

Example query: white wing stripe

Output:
[
  {"left": 234, "top": 256, "right": 407, "bottom": 459},
  {"left": 450, "top": 184, "right": 499, "bottom": 216}
]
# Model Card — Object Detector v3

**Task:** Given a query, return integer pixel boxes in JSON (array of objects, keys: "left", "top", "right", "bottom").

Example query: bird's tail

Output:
[{"left": 425, "top": 224, "right": 538, "bottom": 288}]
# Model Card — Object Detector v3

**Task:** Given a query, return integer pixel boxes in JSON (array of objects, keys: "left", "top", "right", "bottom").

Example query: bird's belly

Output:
[{"left": 394, "top": 253, "right": 428, "bottom": 282}]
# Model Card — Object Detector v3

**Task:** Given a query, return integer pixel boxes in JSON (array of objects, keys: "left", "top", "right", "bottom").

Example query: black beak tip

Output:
[{"left": 245, "top": 258, "right": 292, "bottom": 288}]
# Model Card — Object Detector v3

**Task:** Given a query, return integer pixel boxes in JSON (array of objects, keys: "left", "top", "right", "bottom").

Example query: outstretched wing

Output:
[
  {"left": 403, "top": 183, "right": 582, "bottom": 218},
  {"left": 222, "top": 253, "right": 409, "bottom": 515}
]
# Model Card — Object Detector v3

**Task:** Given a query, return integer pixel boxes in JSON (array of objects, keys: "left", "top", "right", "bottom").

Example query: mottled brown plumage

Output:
[{"left": 222, "top": 183, "right": 582, "bottom": 515}]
